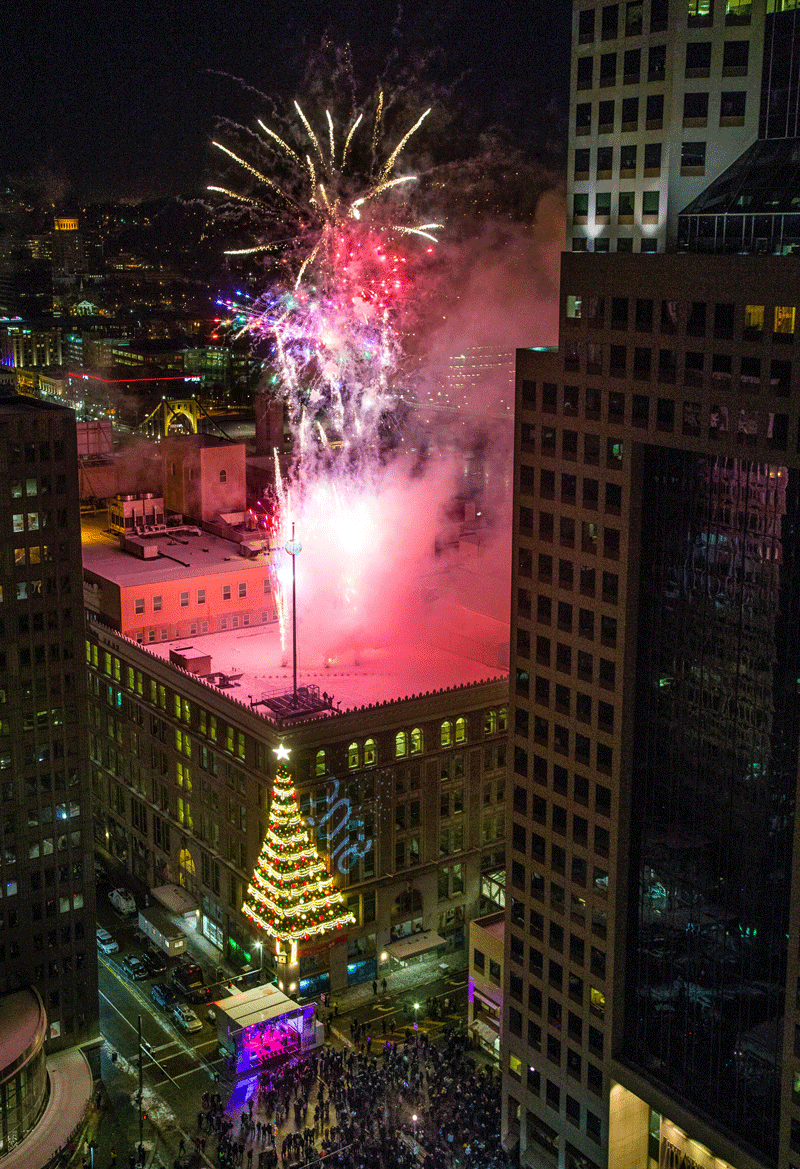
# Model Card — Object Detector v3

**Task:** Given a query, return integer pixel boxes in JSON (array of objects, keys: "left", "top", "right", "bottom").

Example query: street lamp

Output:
[
  {"left": 413, "top": 1001, "right": 420, "bottom": 1029},
  {"left": 254, "top": 941, "right": 263, "bottom": 982},
  {"left": 137, "top": 1014, "right": 145, "bottom": 1158}
]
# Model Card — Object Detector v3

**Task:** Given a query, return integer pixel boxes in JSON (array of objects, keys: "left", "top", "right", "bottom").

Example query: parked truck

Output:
[{"left": 138, "top": 906, "right": 188, "bottom": 957}]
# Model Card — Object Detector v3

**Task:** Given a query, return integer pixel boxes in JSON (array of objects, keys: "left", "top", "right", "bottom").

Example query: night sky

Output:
[{"left": 3, "top": 0, "right": 571, "bottom": 202}]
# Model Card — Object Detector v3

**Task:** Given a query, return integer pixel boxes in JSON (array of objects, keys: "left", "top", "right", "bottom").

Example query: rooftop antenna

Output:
[{"left": 285, "top": 522, "right": 302, "bottom": 702}]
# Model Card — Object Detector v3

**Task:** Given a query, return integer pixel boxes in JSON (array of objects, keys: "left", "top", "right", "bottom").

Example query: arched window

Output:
[
  {"left": 348, "top": 742, "right": 360, "bottom": 770},
  {"left": 219, "top": 469, "right": 227, "bottom": 483},
  {"left": 395, "top": 731, "right": 407, "bottom": 758},
  {"left": 315, "top": 749, "right": 326, "bottom": 777},
  {"left": 440, "top": 720, "right": 452, "bottom": 748},
  {"left": 484, "top": 710, "right": 497, "bottom": 735},
  {"left": 410, "top": 727, "right": 423, "bottom": 755},
  {"left": 455, "top": 716, "right": 467, "bottom": 743},
  {"left": 364, "top": 738, "right": 377, "bottom": 766},
  {"left": 498, "top": 706, "right": 508, "bottom": 732}
]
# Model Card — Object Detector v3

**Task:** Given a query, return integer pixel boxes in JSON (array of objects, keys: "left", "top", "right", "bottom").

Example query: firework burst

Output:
[
  {"left": 211, "top": 96, "right": 439, "bottom": 457},
  {"left": 211, "top": 90, "right": 440, "bottom": 659},
  {"left": 210, "top": 95, "right": 439, "bottom": 263}
]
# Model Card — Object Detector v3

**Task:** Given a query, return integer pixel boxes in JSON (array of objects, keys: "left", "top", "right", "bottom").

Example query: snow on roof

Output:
[
  {"left": 81, "top": 517, "right": 267, "bottom": 588},
  {"left": 146, "top": 620, "right": 506, "bottom": 716}
]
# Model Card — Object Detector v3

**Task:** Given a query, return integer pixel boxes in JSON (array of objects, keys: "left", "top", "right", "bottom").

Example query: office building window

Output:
[
  {"left": 681, "top": 141, "right": 706, "bottom": 173},
  {"left": 577, "top": 57, "right": 593, "bottom": 89},
  {"left": 644, "top": 143, "right": 662, "bottom": 176},
  {"left": 723, "top": 38, "right": 749, "bottom": 75},
  {"left": 642, "top": 191, "right": 660, "bottom": 219},
  {"left": 684, "top": 92, "right": 709, "bottom": 124},
  {"left": 623, "top": 48, "right": 641, "bottom": 82},
  {"left": 649, "top": 43, "right": 666, "bottom": 80},
  {"left": 600, "top": 52, "right": 617, "bottom": 85},
  {"left": 626, "top": 0, "right": 643, "bottom": 32},
  {"left": 686, "top": 41, "right": 712, "bottom": 76},
  {"left": 688, "top": 0, "right": 713, "bottom": 24},
  {"left": 620, "top": 144, "right": 637, "bottom": 174},
  {"left": 602, "top": 3, "right": 619, "bottom": 37},
  {"left": 598, "top": 100, "right": 615, "bottom": 131},
  {"left": 720, "top": 90, "right": 746, "bottom": 123}
]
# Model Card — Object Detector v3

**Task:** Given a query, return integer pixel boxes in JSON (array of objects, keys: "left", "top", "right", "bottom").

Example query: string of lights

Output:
[{"left": 243, "top": 745, "right": 355, "bottom": 946}]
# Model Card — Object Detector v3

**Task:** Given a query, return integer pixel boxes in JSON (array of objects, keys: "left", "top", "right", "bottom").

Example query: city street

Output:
[
  {"left": 87, "top": 935, "right": 472, "bottom": 1168},
  {"left": 86, "top": 870, "right": 474, "bottom": 1168}
]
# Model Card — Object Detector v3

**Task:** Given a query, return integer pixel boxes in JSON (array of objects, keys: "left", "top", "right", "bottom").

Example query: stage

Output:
[{"left": 213, "top": 983, "right": 324, "bottom": 1076}]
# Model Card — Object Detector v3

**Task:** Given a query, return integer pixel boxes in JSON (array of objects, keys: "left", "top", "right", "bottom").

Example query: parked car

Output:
[
  {"left": 173, "top": 1003, "right": 203, "bottom": 1033},
  {"left": 188, "top": 985, "right": 213, "bottom": 1005},
  {"left": 152, "top": 982, "right": 178, "bottom": 1011},
  {"left": 109, "top": 887, "right": 137, "bottom": 915},
  {"left": 142, "top": 949, "right": 168, "bottom": 977},
  {"left": 121, "top": 954, "right": 148, "bottom": 981},
  {"left": 171, "top": 962, "right": 204, "bottom": 997},
  {"left": 96, "top": 927, "right": 118, "bottom": 955}
]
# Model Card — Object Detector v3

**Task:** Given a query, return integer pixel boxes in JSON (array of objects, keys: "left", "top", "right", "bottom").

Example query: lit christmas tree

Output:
[{"left": 244, "top": 744, "right": 354, "bottom": 958}]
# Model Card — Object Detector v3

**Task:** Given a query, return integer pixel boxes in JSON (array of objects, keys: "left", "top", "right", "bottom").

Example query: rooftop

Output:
[
  {"left": 81, "top": 514, "right": 268, "bottom": 587},
  {"left": 144, "top": 615, "right": 507, "bottom": 720}
]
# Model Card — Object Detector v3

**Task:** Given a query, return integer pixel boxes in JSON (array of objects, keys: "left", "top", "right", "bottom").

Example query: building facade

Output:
[
  {"left": 505, "top": 2, "right": 800, "bottom": 1169},
  {"left": 568, "top": 0, "right": 793, "bottom": 253},
  {"left": 0, "top": 392, "right": 98, "bottom": 1055},
  {"left": 86, "top": 616, "right": 509, "bottom": 997}
]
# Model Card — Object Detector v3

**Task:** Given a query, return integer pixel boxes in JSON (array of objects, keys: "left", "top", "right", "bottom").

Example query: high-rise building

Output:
[
  {"left": 0, "top": 391, "right": 99, "bottom": 1149},
  {"left": 505, "top": 4, "right": 800, "bottom": 1169},
  {"left": 568, "top": 0, "right": 800, "bottom": 254}
]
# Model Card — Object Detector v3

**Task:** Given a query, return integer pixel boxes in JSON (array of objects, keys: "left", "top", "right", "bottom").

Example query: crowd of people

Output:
[{"left": 178, "top": 1024, "right": 511, "bottom": 1169}]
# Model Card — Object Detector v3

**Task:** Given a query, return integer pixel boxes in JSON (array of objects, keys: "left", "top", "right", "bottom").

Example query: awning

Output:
[
  {"left": 151, "top": 884, "right": 198, "bottom": 915},
  {"left": 385, "top": 930, "right": 446, "bottom": 962},
  {"left": 469, "top": 1018, "right": 500, "bottom": 1048},
  {"left": 473, "top": 985, "right": 502, "bottom": 1010}
]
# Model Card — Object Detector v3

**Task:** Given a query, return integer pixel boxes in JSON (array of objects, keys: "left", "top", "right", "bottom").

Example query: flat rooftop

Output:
[
  {"left": 145, "top": 616, "right": 506, "bottom": 717},
  {"left": 81, "top": 514, "right": 268, "bottom": 587}
]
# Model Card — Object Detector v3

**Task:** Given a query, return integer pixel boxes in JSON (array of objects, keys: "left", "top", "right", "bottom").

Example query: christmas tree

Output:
[{"left": 243, "top": 744, "right": 354, "bottom": 951}]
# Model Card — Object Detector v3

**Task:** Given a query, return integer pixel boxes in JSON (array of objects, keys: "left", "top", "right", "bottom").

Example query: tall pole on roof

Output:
[{"left": 285, "top": 523, "right": 302, "bottom": 702}]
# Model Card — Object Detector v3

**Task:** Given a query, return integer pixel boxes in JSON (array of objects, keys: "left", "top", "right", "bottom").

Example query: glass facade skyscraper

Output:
[
  {"left": 628, "top": 451, "right": 799, "bottom": 1154},
  {"left": 506, "top": 4, "right": 800, "bottom": 1164}
]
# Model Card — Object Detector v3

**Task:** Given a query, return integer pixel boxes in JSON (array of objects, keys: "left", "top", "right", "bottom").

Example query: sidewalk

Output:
[
  {"left": 329, "top": 949, "right": 468, "bottom": 1017},
  {"left": 181, "top": 918, "right": 467, "bottom": 1017}
]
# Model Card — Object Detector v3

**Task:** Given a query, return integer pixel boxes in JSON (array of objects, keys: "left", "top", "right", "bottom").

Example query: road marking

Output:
[
  {"left": 99, "top": 986, "right": 141, "bottom": 1035},
  {"left": 99, "top": 974, "right": 206, "bottom": 1065}
]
